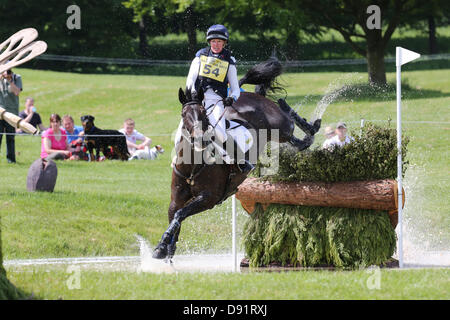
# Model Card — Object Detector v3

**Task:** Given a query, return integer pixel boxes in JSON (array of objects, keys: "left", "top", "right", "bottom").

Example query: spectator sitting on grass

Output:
[
  {"left": 119, "top": 118, "right": 151, "bottom": 156},
  {"left": 41, "top": 113, "right": 78, "bottom": 161},
  {"left": 62, "top": 115, "right": 84, "bottom": 144},
  {"left": 17, "top": 97, "right": 46, "bottom": 133}
]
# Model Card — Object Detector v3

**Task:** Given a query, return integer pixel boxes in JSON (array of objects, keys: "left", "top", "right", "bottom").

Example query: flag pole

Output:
[
  {"left": 396, "top": 47, "right": 404, "bottom": 268},
  {"left": 232, "top": 194, "right": 237, "bottom": 272},
  {"left": 395, "top": 47, "right": 420, "bottom": 268}
]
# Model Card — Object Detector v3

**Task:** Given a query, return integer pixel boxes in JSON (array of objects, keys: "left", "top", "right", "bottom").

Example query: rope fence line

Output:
[
  {"left": 35, "top": 53, "right": 450, "bottom": 68},
  {"left": 1, "top": 120, "right": 448, "bottom": 138},
  {"left": 0, "top": 132, "right": 173, "bottom": 137}
]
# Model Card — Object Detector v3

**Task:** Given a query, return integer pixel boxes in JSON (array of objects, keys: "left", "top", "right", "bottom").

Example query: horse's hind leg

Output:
[
  {"left": 278, "top": 98, "right": 321, "bottom": 136},
  {"left": 289, "top": 135, "right": 315, "bottom": 151},
  {"left": 153, "top": 191, "right": 218, "bottom": 260}
]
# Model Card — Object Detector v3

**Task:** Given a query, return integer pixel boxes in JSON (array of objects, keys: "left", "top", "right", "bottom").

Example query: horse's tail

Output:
[{"left": 239, "top": 57, "right": 284, "bottom": 97}]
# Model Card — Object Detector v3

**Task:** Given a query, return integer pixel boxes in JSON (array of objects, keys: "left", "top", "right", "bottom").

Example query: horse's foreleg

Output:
[
  {"left": 153, "top": 191, "right": 217, "bottom": 260},
  {"left": 278, "top": 98, "right": 321, "bottom": 136},
  {"left": 166, "top": 170, "right": 197, "bottom": 255}
]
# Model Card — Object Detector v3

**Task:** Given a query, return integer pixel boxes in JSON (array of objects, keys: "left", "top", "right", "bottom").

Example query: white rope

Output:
[
  {"left": 0, "top": 132, "right": 173, "bottom": 137},
  {"left": 34, "top": 53, "right": 450, "bottom": 67}
]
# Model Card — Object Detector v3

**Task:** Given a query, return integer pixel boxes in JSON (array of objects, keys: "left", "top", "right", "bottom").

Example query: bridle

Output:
[{"left": 174, "top": 98, "right": 225, "bottom": 186}]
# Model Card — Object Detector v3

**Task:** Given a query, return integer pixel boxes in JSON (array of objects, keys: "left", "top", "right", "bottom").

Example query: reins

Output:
[
  {"left": 175, "top": 97, "right": 228, "bottom": 186},
  {"left": 173, "top": 163, "right": 208, "bottom": 186}
]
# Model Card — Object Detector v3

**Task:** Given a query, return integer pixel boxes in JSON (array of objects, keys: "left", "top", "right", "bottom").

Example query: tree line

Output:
[{"left": 0, "top": 0, "right": 448, "bottom": 84}]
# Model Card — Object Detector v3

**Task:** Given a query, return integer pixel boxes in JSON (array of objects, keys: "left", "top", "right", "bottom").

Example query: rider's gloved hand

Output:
[{"left": 224, "top": 96, "right": 235, "bottom": 107}]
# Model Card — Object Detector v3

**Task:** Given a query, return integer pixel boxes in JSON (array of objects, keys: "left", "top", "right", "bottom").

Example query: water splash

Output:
[
  {"left": 397, "top": 164, "right": 450, "bottom": 267},
  {"left": 310, "top": 73, "right": 364, "bottom": 121},
  {"left": 137, "top": 235, "right": 177, "bottom": 274},
  {"left": 137, "top": 235, "right": 244, "bottom": 273}
]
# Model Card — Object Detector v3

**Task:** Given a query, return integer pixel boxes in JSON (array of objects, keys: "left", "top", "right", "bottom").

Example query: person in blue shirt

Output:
[
  {"left": 62, "top": 114, "right": 88, "bottom": 160},
  {"left": 62, "top": 115, "right": 83, "bottom": 144}
]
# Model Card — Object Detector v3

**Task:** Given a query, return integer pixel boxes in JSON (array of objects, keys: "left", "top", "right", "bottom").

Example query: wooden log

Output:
[{"left": 236, "top": 177, "right": 405, "bottom": 228}]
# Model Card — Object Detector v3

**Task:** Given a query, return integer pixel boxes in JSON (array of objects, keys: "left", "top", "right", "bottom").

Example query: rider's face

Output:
[{"left": 210, "top": 39, "right": 226, "bottom": 54}]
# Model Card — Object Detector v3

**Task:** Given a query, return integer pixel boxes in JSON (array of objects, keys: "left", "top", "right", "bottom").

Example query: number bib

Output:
[{"left": 199, "top": 55, "right": 229, "bottom": 83}]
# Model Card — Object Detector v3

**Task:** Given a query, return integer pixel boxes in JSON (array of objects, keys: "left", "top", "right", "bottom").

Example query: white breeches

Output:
[
  {"left": 204, "top": 89, "right": 227, "bottom": 143},
  {"left": 174, "top": 89, "right": 253, "bottom": 158}
]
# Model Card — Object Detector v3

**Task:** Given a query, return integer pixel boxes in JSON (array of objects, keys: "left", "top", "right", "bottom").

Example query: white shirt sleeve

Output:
[
  {"left": 227, "top": 62, "right": 240, "bottom": 100},
  {"left": 186, "top": 57, "right": 200, "bottom": 93},
  {"left": 133, "top": 130, "right": 146, "bottom": 142}
]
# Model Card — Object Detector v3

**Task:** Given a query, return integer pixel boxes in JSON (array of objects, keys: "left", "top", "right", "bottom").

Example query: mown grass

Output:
[
  {"left": 6, "top": 267, "right": 449, "bottom": 300},
  {"left": 1, "top": 67, "right": 449, "bottom": 299}
]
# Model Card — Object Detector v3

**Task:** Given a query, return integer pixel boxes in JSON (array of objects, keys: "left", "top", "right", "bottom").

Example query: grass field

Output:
[{"left": 0, "top": 66, "right": 449, "bottom": 300}]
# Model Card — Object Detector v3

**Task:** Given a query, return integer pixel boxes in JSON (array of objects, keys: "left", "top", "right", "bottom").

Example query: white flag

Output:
[{"left": 396, "top": 47, "right": 420, "bottom": 67}]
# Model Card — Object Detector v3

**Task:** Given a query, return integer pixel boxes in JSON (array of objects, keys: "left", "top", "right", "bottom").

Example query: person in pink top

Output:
[{"left": 41, "top": 113, "right": 75, "bottom": 160}]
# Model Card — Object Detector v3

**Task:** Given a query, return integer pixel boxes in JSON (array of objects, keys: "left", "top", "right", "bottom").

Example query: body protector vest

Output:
[{"left": 195, "top": 47, "right": 235, "bottom": 98}]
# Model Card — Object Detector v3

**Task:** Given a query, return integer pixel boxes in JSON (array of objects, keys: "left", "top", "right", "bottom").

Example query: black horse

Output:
[{"left": 153, "top": 58, "right": 321, "bottom": 260}]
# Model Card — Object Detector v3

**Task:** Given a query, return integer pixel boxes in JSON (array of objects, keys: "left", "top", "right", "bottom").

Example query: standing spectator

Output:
[
  {"left": 17, "top": 97, "right": 46, "bottom": 133},
  {"left": 118, "top": 118, "right": 151, "bottom": 156},
  {"left": 41, "top": 114, "right": 74, "bottom": 161},
  {"left": 327, "top": 122, "right": 355, "bottom": 148},
  {"left": 0, "top": 69, "right": 22, "bottom": 163},
  {"left": 62, "top": 115, "right": 83, "bottom": 144},
  {"left": 322, "top": 126, "right": 336, "bottom": 150}
]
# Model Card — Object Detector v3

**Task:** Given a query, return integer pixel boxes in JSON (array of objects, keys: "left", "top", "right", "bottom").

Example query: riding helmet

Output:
[{"left": 206, "top": 24, "right": 229, "bottom": 42}]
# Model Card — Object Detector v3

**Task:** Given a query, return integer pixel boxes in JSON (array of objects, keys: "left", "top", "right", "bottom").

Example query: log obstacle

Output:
[{"left": 236, "top": 177, "right": 405, "bottom": 228}]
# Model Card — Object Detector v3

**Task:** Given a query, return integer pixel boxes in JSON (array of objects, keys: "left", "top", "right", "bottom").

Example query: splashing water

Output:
[
  {"left": 138, "top": 235, "right": 244, "bottom": 273},
  {"left": 397, "top": 165, "right": 450, "bottom": 267},
  {"left": 310, "top": 73, "right": 364, "bottom": 121},
  {"left": 137, "top": 235, "right": 176, "bottom": 274}
]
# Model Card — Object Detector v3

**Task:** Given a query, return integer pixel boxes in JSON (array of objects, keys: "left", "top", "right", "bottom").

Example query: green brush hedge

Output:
[
  {"left": 259, "top": 122, "right": 409, "bottom": 183},
  {"left": 243, "top": 204, "right": 396, "bottom": 268},
  {"left": 243, "top": 123, "right": 408, "bottom": 269}
]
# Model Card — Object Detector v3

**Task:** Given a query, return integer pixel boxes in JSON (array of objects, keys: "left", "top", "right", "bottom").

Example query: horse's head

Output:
[{"left": 179, "top": 87, "right": 210, "bottom": 151}]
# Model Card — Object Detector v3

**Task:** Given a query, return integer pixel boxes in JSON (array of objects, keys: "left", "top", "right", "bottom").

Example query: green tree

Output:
[
  {"left": 123, "top": 0, "right": 213, "bottom": 58},
  {"left": 174, "top": 0, "right": 227, "bottom": 56},
  {"left": 211, "top": 0, "right": 321, "bottom": 60},
  {"left": 294, "top": 0, "right": 429, "bottom": 85},
  {"left": 0, "top": 0, "right": 135, "bottom": 58},
  {"left": 396, "top": 0, "right": 450, "bottom": 54},
  {"left": 123, "top": 0, "right": 176, "bottom": 57}
]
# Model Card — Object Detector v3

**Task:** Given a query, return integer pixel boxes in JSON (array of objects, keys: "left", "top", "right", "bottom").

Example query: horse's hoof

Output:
[{"left": 152, "top": 243, "right": 168, "bottom": 259}]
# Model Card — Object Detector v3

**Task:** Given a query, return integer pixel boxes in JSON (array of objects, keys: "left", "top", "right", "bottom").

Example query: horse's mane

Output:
[{"left": 238, "top": 57, "right": 285, "bottom": 97}]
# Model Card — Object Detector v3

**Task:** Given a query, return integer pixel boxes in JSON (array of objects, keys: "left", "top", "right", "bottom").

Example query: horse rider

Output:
[{"left": 181, "top": 24, "right": 254, "bottom": 173}]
